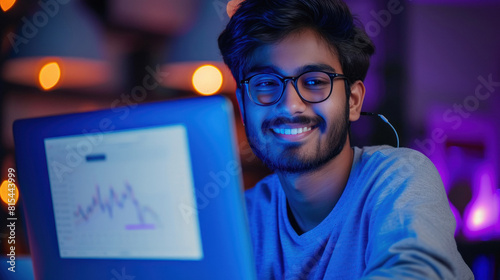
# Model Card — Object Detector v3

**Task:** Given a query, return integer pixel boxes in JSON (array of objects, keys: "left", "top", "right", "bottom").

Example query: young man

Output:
[{"left": 218, "top": 0, "right": 473, "bottom": 278}]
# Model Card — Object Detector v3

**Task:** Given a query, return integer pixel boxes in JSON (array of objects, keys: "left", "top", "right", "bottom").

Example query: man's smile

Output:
[
  {"left": 269, "top": 123, "right": 319, "bottom": 142},
  {"left": 263, "top": 115, "right": 323, "bottom": 142},
  {"left": 271, "top": 126, "right": 313, "bottom": 135}
]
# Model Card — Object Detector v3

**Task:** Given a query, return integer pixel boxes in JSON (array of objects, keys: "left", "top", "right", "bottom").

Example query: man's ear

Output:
[
  {"left": 235, "top": 88, "right": 246, "bottom": 125},
  {"left": 348, "top": 80, "right": 366, "bottom": 122}
]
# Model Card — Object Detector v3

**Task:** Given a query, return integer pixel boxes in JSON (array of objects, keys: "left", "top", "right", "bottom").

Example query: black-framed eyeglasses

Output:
[{"left": 240, "top": 71, "right": 347, "bottom": 106}]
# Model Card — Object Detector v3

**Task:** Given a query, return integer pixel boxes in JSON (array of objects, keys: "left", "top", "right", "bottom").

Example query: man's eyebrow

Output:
[{"left": 296, "top": 64, "right": 338, "bottom": 74}]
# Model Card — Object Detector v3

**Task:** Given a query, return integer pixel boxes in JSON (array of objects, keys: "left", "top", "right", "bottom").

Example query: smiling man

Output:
[{"left": 218, "top": 0, "right": 473, "bottom": 279}]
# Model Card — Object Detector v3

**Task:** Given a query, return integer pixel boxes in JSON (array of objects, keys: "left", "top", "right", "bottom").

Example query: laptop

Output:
[{"left": 13, "top": 96, "right": 256, "bottom": 280}]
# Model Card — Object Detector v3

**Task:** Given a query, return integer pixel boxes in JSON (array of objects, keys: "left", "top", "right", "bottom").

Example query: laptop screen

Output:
[
  {"left": 44, "top": 125, "right": 203, "bottom": 260},
  {"left": 14, "top": 96, "right": 256, "bottom": 280}
]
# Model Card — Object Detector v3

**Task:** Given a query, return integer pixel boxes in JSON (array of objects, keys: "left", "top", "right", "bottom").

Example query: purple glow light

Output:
[
  {"left": 463, "top": 165, "right": 499, "bottom": 240},
  {"left": 422, "top": 110, "right": 499, "bottom": 241}
]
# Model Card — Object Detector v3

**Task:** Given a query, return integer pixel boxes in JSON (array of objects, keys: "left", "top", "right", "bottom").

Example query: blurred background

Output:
[{"left": 0, "top": 0, "right": 499, "bottom": 279}]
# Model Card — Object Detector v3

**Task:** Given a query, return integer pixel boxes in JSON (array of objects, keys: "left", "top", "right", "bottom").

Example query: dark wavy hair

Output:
[{"left": 218, "top": 0, "right": 375, "bottom": 86}]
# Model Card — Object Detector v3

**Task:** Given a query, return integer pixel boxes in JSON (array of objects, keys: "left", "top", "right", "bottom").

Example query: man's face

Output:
[{"left": 239, "top": 29, "right": 350, "bottom": 174}]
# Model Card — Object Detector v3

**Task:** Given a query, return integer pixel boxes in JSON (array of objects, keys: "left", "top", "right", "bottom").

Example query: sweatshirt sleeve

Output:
[{"left": 360, "top": 148, "right": 473, "bottom": 280}]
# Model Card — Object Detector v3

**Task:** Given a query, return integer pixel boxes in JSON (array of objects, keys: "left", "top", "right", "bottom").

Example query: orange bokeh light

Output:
[
  {"left": 0, "top": 180, "right": 19, "bottom": 205},
  {"left": 192, "top": 64, "right": 223, "bottom": 96},
  {"left": 0, "top": 0, "right": 16, "bottom": 12},
  {"left": 39, "top": 62, "right": 61, "bottom": 90}
]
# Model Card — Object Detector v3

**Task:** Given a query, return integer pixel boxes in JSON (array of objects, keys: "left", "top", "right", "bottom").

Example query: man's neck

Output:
[{"left": 277, "top": 141, "right": 354, "bottom": 235}]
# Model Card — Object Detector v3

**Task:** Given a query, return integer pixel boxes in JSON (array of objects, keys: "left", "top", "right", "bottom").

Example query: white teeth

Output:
[{"left": 273, "top": 127, "right": 312, "bottom": 135}]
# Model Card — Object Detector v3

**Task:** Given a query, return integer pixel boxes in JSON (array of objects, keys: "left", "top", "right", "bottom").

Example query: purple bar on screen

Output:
[{"left": 125, "top": 224, "right": 156, "bottom": 230}]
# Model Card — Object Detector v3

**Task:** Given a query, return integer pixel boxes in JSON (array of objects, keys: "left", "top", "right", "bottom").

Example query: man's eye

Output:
[
  {"left": 303, "top": 78, "right": 328, "bottom": 87},
  {"left": 253, "top": 79, "right": 280, "bottom": 88},
  {"left": 305, "top": 80, "right": 320, "bottom": 85},
  {"left": 258, "top": 81, "right": 277, "bottom": 87}
]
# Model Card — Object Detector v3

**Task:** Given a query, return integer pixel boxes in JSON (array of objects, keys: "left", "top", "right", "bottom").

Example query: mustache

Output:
[{"left": 262, "top": 115, "right": 324, "bottom": 130}]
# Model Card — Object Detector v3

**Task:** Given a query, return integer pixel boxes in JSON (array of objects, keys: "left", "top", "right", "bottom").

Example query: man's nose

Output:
[{"left": 276, "top": 81, "right": 307, "bottom": 115}]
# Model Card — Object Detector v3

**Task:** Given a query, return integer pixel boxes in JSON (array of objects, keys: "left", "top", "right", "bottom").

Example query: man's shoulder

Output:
[
  {"left": 354, "top": 145, "right": 445, "bottom": 204},
  {"left": 356, "top": 145, "right": 437, "bottom": 176},
  {"left": 357, "top": 145, "right": 426, "bottom": 160}
]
